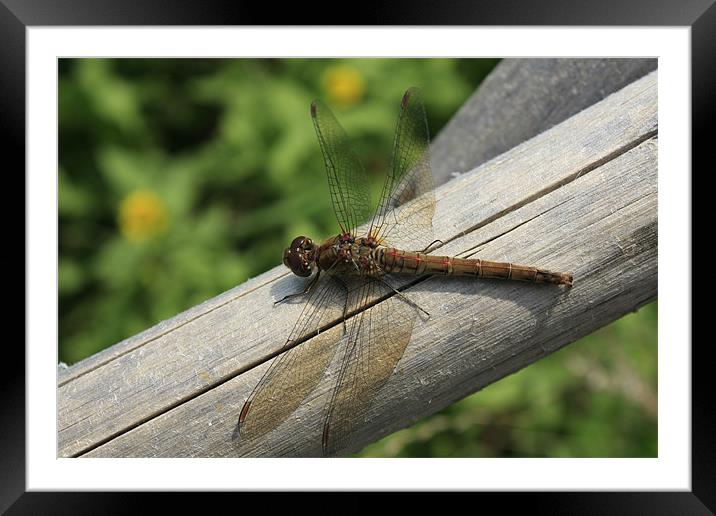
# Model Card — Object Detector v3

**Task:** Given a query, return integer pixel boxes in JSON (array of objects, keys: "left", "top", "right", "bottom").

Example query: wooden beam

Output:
[{"left": 431, "top": 58, "right": 657, "bottom": 185}]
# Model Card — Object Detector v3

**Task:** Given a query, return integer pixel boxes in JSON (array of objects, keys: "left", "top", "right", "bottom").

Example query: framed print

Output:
[{"left": 5, "top": 0, "right": 707, "bottom": 511}]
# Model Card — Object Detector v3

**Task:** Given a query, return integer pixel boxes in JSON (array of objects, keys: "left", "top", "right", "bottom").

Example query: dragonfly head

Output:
[{"left": 283, "top": 236, "right": 317, "bottom": 277}]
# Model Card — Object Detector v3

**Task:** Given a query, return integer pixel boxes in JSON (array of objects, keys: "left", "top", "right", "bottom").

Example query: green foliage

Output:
[{"left": 59, "top": 58, "right": 656, "bottom": 458}]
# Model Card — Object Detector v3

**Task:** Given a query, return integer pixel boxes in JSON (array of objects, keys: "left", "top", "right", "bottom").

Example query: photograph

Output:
[
  {"left": 57, "top": 57, "right": 658, "bottom": 458},
  {"left": 5, "top": 5, "right": 703, "bottom": 508}
]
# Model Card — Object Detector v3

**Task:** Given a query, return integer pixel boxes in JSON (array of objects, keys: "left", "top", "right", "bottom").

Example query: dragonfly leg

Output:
[
  {"left": 274, "top": 270, "right": 321, "bottom": 306},
  {"left": 419, "top": 239, "right": 445, "bottom": 254},
  {"left": 377, "top": 275, "right": 431, "bottom": 319}
]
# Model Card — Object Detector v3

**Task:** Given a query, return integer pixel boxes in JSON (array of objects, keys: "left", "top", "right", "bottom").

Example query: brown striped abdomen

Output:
[{"left": 376, "top": 247, "right": 573, "bottom": 286}]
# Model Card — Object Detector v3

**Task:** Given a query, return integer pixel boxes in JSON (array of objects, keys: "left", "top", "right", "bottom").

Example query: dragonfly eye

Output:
[
  {"left": 289, "top": 235, "right": 309, "bottom": 250},
  {"left": 283, "top": 236, "right": 314, "bottom": 277}
]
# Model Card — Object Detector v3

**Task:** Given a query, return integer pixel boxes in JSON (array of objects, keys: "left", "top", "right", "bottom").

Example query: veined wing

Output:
[
  {"left": 311, "top": 99, "right": 373, "bottom": 236},
  {"left": 369, "top": 87, "right": 435, "bottom": 251},
  {"left": 236, "top": 273, "right": 347, "bottom": 444},
  {"left": 321, "top": 275, "right": 418, "bottom": 456}
]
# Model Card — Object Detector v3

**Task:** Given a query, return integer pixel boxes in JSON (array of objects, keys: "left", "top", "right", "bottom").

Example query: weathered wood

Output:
[
  {"left": 58, "top": 70, "right": 658, "bottom": 458},
  {"left": 431, "top": 58, "right": 657, "bottom": 186}
]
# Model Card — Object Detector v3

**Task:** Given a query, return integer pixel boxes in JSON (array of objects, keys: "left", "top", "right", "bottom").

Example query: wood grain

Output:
[
  {"left": 431, "top": 58, "right": 657, "bottom": 185},
  {"left": 58, "top": 70, "right": 658, "bottom": 458}
]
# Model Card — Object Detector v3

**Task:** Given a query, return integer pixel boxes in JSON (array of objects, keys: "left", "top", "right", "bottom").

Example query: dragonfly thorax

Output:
[
  {"left": 333, "top": 234, "right": 356, "bottom": 262},
  {"left": 315, "top": 234, "right": 382, "bottom": 276}
]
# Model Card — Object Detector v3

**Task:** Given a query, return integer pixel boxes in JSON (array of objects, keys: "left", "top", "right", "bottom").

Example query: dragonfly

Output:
[{"left": 235, "top": 87, "right": 573, "bottom": 456}]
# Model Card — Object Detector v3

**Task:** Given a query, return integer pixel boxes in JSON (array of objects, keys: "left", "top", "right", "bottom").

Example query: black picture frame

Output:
[{"left": 5, "top": 0, "right": 705, "bottom": 512}]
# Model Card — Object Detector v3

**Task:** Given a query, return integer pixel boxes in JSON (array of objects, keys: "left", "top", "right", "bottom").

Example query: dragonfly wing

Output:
[
  {"left": 369, "top": 87, "right": 435, "bottom": 251},
  {"left": 236, "top": 273, "right": 347, "bottom": 444},
  {"left": 321, "top": 276, "right": 418, "bottom": 456},
  {"left": 311, "top": 99, "right": 373, "bottom": 235}
]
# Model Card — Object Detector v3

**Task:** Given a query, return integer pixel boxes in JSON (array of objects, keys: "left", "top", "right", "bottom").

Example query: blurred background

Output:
[{"left": 58, "top": 58, "right": 657, "bottom": 457}]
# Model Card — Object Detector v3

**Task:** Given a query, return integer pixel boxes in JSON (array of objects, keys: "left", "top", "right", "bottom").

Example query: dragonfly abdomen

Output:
[{"left": 377, "top": 247, "right": 573, "bottom": 286}]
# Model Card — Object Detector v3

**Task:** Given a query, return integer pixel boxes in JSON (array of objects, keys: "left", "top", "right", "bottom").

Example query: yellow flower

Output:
[
  {"left": 118, "top": 189, "right": 169, "bottom": 243},
  {"left": 321, "top": 65, "right": 366, "bottom": 107}
]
